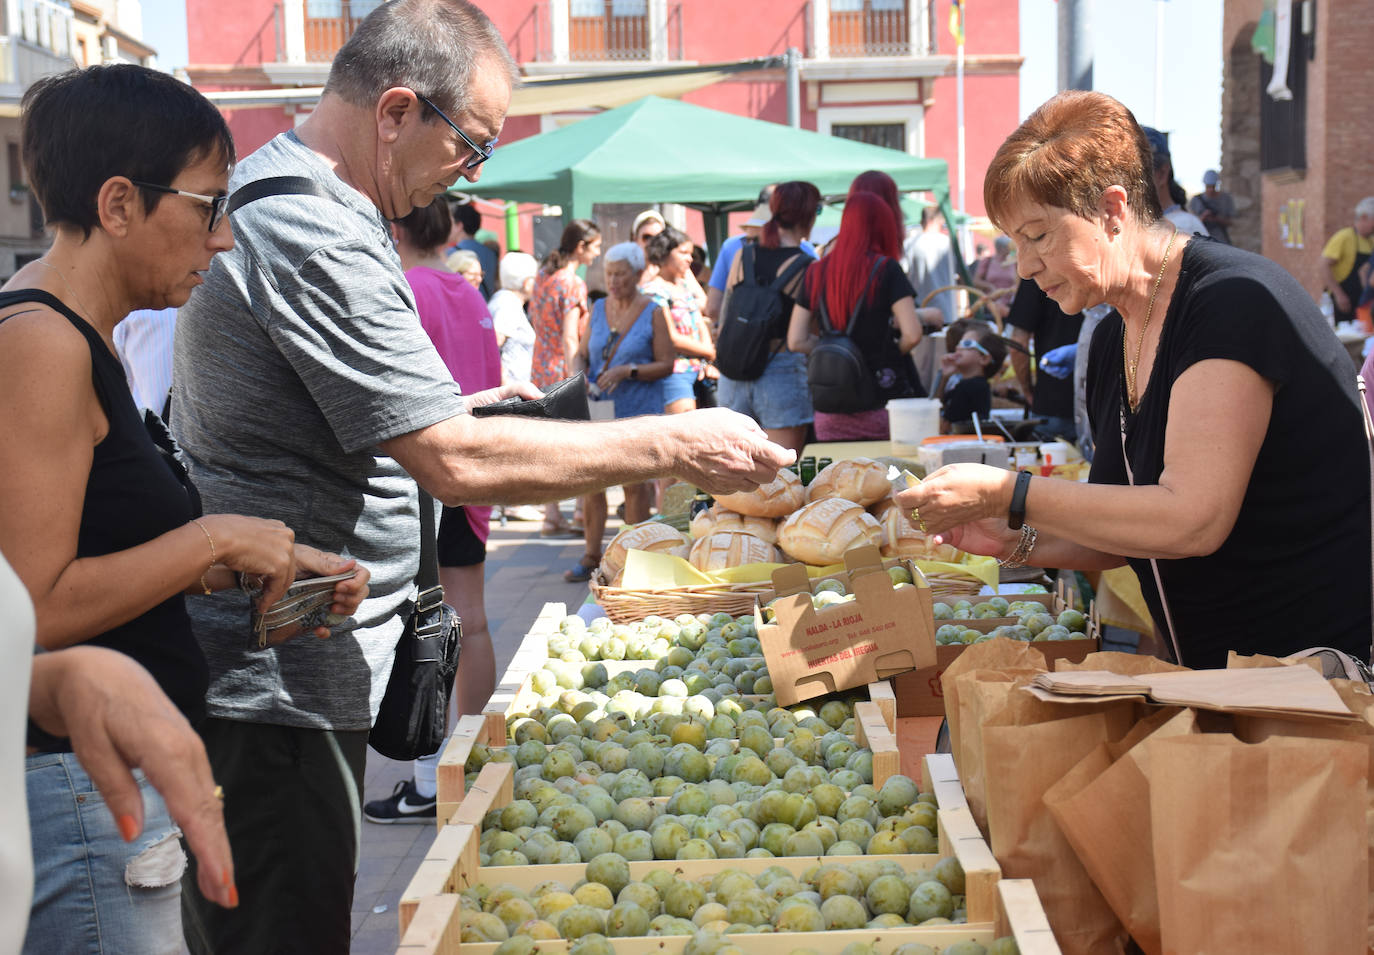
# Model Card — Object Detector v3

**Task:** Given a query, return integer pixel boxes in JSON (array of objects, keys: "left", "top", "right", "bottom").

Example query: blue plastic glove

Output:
[{"left": 1039, "top": 343, "right": 1077, "bottom": 380}]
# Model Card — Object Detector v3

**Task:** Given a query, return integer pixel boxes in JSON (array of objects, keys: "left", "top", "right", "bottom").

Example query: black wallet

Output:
[{"left": 470, "top": 373, "right": 591, "bottom": 421}]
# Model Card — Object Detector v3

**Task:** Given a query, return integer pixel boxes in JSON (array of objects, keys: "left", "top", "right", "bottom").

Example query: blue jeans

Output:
[
  {"left": 25, "top": 752, "right": 185, "bottom": 955},
  {"left": 717, "top": 350, "right": 813, "bottom": 429}
]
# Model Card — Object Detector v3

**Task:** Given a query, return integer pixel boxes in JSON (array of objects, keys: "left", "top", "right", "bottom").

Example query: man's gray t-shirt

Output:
[{"left": 172, "top": 131, "right": 465, "bottom": 731}]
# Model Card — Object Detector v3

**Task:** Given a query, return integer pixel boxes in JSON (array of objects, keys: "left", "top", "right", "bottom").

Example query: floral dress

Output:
[
  {"left": 528, "top": 266, "right": 587, "bottom": 389},
  {"left": 643, "top": 276, "right": 705, "bottom": 375}
]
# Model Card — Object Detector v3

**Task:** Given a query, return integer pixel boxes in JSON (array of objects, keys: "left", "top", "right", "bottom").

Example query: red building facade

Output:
[{"left": 186, "top": 0, "right": 1021, "bottom": 238}]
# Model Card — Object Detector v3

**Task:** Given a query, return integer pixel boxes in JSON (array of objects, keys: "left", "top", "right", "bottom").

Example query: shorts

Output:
[
  {"left": 437, "top": 505, "right": 486, "bottom": 567},
  {"left": 662, "top": 368, "right": 698, "bottom": 408},
  {"left": 716, "top": 350, "right": 813, "bottom": 430}
]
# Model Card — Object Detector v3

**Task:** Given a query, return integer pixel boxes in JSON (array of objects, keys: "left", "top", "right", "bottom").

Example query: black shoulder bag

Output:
[{"left": 229, "top": 176, "right": 463, "bottom": 759}]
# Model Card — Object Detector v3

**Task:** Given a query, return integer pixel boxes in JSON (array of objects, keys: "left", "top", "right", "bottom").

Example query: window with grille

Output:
[
  {"left": 570, "top": 0, "right": 649, "bottom": 61},
  {"left": 832, "top": 123, "right": 906, "bottom": 152}
]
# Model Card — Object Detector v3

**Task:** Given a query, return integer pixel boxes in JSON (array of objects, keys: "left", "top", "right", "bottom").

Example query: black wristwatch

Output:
[
  {"left": 1008, "top": 469, "right": 1032, "bottom": 530},
  {"left": 629, "top": 364, "right": 639, "bottom": 379}
]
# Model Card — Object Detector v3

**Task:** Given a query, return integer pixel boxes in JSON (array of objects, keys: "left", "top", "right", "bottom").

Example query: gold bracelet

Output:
[{"left": 192, "top": 519, "right": 216, "bottom": 595}]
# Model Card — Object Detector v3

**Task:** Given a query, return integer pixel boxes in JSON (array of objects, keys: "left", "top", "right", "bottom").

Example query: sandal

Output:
[
  {"left": 541, "top": 520, "right": 580, "bottom": 538},
  {"left": 563, "top": 556, "right": 600, "bottom": 583}
]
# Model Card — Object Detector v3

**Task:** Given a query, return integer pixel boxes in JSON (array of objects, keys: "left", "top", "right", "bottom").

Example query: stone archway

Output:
[{"left": 1220, "top": 17, "right": 1261, "bottom": 254}]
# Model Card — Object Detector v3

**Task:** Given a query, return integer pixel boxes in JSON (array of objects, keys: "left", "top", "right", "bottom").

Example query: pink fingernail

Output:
[{"left": 117, "top": 815, "right": 139, "bottom": 841}]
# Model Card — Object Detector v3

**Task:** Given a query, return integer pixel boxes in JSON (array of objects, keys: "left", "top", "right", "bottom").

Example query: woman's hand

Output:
[
  {"left": 894, "top": 464, "right": 1015, "bottom": 537},
  {"left": 931, "top": 517, "right": 1021, "bottom": 560},
  {"left": 197, "top": 514, "right": 297, "bottom": 613},
  {"left": 465, "top": 382, "right": 543, "bottom": 411},
  {"left": 597, "top": 364, "right": 633, "bottom": 394},
  {"left": 293, "top": 545, "right": 370, "bottom": 636},
  {"left": 29, "top": 646, "right": 237, "bottom": 909}
]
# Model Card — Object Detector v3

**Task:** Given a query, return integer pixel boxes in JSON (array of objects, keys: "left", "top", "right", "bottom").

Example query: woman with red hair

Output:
[
  {"left": 787, "top": 191, "right": 939, "bottom": 440},
  {"left": 847, "top": 169, "right": 905, "bottom": 235}
]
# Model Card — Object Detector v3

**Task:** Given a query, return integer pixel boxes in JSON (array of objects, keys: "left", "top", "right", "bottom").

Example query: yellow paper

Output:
[
  {"left": 619, "top": 549, "right": 714, "bottom": 589},
  {"left": 918, "top": 555, "right": 1001, "bottom": 589}
]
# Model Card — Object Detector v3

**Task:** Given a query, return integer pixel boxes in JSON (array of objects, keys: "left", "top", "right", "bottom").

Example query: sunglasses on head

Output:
[{"left": 957, "top": 338, "right": 991, "bottom": 358}]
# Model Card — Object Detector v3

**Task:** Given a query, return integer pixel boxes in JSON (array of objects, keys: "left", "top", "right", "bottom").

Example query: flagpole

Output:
[{"left": 956, "top": 4, "right": 968, "bottom": 263}]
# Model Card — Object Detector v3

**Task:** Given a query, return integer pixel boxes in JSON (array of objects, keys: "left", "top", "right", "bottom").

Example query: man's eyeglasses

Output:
[
  {"left": 957, "top": 338, "right": 991, "bottom": 358},
  {"left": 131, "top": 180, "right": 228, "bottom": 232},
  {"left": 415, "top": 93, "right": 497, "bottom": 170}
]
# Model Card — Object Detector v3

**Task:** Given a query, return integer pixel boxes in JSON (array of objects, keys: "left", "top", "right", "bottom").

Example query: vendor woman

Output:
[{"left": 897, "top": 90, "right": 1372, "bottom": 669}]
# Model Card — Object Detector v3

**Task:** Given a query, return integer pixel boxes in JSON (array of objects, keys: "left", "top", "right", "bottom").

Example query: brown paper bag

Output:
[
  {"left": 953, "top": 670, "right": 1049, "bottom": 831},
  {"left": 1043, "top": 707, "right": 1198, "bottom": 955},
  {"left": 980, "top": 695, "right": 1140, "bottom": 955},
  {"left": 1151, "top": 734, "right": 1368, "bottom": 955},
  {"left": 1231, "top": 680, "right": 1374, "bottom": 951},
  {"left": 940, "top": 638, "right": 1049, "bottom": 776},
  {"left": 1055, "top": 649, "right": 1188, "bottom": 676}
]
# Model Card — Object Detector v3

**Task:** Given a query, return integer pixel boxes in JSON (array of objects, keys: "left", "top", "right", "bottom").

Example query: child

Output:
[{"left": 939, "top": 324, "right": 1007, "bottom": 433}]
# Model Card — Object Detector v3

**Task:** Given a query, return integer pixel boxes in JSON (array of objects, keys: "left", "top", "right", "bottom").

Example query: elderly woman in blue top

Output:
[{"left": 564, "top": 242, "right": 677, "bottom": 582}]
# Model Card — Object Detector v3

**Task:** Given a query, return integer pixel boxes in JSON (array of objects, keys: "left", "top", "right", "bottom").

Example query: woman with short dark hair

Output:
[
  {"left": 644, "top": 225, "right": 715, "bottom": 414},
  {"left": 899, "top": 90, "right": 1371, "bottom": 669},
  {"left": 0, "top": 64, "right": 369, "bottom": 952}
]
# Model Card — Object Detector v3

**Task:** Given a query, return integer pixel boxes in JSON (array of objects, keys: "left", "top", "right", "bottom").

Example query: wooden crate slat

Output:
[
  {"left": 399, "top": 823, "right": 479, "bottom": 936},
  {"left": 483, "top": 601, "right": 566, "bottom": 743},
  {"left": 996, "top": 878, "right": 1063, "bottom": 954},
  {"left": 938, "top": 807, "right": 1001, "bottom": 925},
  {"left": 867, "top": 680, "right": 897, "bottom": 732},
  {"left": 436, "top": 713, "right": 490, "bottom": 829},
  {"left": 395, "top": 894, "right": 461, "bottom": 955},
  {"left": 459, "top": 923, "right": 1000, "bottom": 955},
  {"left": 922, "top": 752, "right": 968, "bottom": 811},
  {"left": 853, "top": 701, "right": 899, "bottom": 789},
  {"left": 451, "top": 760, "right": 515, "bottom": 830}
]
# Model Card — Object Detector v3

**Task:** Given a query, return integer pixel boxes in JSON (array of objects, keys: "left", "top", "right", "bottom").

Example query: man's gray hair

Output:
[
  {"left": 1356, "top": 197, "right": 1374, "bottom": 220},
  {"left": 325, "top": 0, "right": 518, "bottom": 117}
]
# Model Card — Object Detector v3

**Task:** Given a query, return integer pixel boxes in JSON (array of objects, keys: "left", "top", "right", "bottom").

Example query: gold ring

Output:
[
  {"left": 910, "top": 508, "right": 927, "bottom": 534},
  {"left": 213, "top": 785, "right": 225, "bottom": 802}
]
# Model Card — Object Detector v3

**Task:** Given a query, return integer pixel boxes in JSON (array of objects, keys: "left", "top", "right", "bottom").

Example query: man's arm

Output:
[{"left": 380, "top": 409, "right": 794, "bottom": 507}]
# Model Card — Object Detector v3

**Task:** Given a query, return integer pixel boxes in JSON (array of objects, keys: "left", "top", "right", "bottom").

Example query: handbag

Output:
[{"left": 369, "top": 488, "right": 463, "bottom": 760}]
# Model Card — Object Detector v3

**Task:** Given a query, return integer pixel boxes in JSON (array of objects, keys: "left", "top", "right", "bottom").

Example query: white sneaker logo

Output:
[{"left": 397, "top": 796, "right": 434, "bottom": 813}]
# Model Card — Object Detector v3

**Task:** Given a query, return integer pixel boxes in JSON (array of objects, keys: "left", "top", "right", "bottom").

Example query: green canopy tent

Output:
[{"left": 460, "top": 95, "right": 966, "bottom": 279}]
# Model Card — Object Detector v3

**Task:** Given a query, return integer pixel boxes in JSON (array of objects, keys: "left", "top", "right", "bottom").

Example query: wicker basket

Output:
[
  {"left": 589, "top": 570, "right": 770, "bottom": 625},
  {"left": 922, "top": 571, "right": 986, "bottom": 601}
]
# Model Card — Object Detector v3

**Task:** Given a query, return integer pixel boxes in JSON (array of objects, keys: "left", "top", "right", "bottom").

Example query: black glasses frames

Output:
[
  {"left": 130, "top": 180, "right": 228, "bottom": 232},
  {"left": 414, "top": 93, "right": 497, "bottom": 170}
]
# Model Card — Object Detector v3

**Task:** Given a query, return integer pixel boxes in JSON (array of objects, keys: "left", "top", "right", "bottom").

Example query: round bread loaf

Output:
[
  {"left": 806, "top": 457, "right": 891, "bottom": 506},
  {"left": 690, "top": 505, "right": 779, "bottom": 544},
  {"left": 879, "top": 505, "right": 962, "bottom": 562},
  {"left": 688, "top": 532, "right": 780, "bottom": 572},
  {"left": 713, "top": 467, "right": 804, "bottom": 518},
  {"left": 777, "top": 498, "right": 883, "bottom": 566},
  {"left": 600, "top": 522, "right": 691, "bottom": 579}
]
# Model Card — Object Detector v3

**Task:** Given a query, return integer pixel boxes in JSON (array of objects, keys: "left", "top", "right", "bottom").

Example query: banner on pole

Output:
[{"left": 949, "top": 0, "right": 964, "bottom": 46}]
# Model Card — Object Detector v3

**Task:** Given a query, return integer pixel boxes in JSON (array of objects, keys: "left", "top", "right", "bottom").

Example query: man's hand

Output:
[
  {"left": 464, "top": 382, "right": 543, "bottom": 411},
  {"left": 665, "top": 408, "right": 795, "bottom": 494},
  {"left": 29, "top": 647, "right": 237, "bottom": 909}
]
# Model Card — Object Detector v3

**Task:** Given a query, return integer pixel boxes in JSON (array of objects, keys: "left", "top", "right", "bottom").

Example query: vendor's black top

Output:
[
  {"left": 942, "top": 375, "right": 991, "bottom": 424},
  {"left": 798, "top": 255, "right": 923, "bottom": 402},
  {"left": 1086, "top": 240, "right": 1372, "bottom": 669},
  {"left": 1007, "top": 277, "right": 1082, "bottom": 419},
  {"left": 2, "top": 290, "right": 210, "bottom": 747}
]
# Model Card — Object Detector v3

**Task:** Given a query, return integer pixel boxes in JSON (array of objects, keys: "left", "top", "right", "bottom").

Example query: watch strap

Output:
[{"left": 1008, "top": 469, "right": 1032, "bottom": 530}]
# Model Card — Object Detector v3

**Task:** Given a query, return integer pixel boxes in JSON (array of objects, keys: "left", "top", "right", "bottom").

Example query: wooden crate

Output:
[
  {"left": 401, "top": 760, "right": 1004, "bottom": 939},
  {"left": 920, "top": 752, "right": 968, "bottom": 813},
  {"left": 483, "top": 602, "right": 898, "bottom": 746},
  {"left": 996, "top": 879, "right": 1064, "bottom": 953}
]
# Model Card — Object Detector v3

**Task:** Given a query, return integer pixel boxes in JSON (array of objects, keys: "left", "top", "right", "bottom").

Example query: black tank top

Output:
[{"left": 2, "top": 290, "right": 210, "bottom": 743}]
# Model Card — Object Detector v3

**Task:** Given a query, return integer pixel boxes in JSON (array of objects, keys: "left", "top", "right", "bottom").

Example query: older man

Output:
[
  {"left": 171, "top": 1, "right": 789, "bottom": 949},
  {"left": 1322, "top": 196, "right": 1374, "bottom": 324}
]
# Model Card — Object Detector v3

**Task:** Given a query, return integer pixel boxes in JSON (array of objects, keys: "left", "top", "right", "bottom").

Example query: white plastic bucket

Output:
[
  {"left": 888, "top": 398, "right": 942, "bottom": 452},
  {"left": 1038, "top": 441, "right": 1072, "bottom": 467}
]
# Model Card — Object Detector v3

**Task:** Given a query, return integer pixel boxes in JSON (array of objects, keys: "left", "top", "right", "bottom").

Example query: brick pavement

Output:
[{"left": 349, "top": 502, "right": 624, "bottom": 952}]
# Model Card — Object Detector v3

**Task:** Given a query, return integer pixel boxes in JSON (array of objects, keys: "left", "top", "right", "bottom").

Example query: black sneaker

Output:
[{"left": 363, "top": 779, "right": 436, "bottom": 824}]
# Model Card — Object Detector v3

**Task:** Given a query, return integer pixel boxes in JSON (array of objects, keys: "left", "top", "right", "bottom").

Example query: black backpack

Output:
[
  {"left": 807, "top": 256, "right": 886, "bottom": 414},
  {"left": 714, "top": 241, "right": 813, "bottom": 381}
]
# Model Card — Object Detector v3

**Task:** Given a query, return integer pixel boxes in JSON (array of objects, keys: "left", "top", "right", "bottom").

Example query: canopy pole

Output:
[
  {"left": 786, "top": 48, "right": 800, "bottom": 128},
  {"left": 504, "top": 201, "right": 519, "bottom": 251}
]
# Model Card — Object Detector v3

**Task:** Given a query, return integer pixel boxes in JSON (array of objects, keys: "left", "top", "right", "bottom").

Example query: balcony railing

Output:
[
  {"left": 17, "top": 0, "right": 72, "bottom": 59},
  {"left": 301, "top": 0, "right": 380, "bottom": 63},
  {"left": 520, "top": 1, "right": 683, "bottom": 64},
  {"left": 829, "top": 0, "right": 910, "bottom": 57}
]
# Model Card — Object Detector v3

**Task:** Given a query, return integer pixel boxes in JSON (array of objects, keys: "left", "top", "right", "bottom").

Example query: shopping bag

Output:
[
  {"left": 1151, "top": 733, "right": 1368, "bottom": 955},
  {"left": 1043, "top": 706, "right": 1200, "bottom": 955},
  {"left": 981, "top": 695, "right": 1138, "bottom": 955}
]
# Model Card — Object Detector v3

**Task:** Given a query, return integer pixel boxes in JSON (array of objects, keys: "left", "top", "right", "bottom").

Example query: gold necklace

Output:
[
  {"left": 1123, "top": 226, "right": 1178, "bottom": 412},
  {"left": 33, "top": 258, "right": 96, "bottom": 324}
]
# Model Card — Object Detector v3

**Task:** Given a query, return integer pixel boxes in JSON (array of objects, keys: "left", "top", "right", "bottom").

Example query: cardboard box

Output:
[
  {"left": 756, "top": 546, "right": 936, "bottom": 706},
  {"left": 893, "top": 589, "right": 1100, "bottom": 717}
]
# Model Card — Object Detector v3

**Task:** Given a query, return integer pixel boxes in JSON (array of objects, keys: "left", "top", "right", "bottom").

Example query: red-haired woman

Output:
[
  {"left": 716, "top": 181, "right": 821, "bottom": 455},
  {"left": 787, "top": 192, "right": 941, "bottom": 440},
  {"left": 847, "top": 169, "right": 905, "bottom": 234}
]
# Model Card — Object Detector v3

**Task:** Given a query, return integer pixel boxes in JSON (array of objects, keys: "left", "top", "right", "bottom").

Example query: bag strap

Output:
[
  {"left": 227, "top": 175, "right": 336, "bottom": 214},
  {"left": 1118, "top": 401, "right": 1184, "bottom": 667},
  {"left": 771, "top": 248, "right": 812, "bottom": 293},
  {"left": 815, "top": 256, "right": 886, "bottom": 338},
  {"left": 738, "top": 241, "right": 760, "bottom": 290},
  {"left": 1358, "top": 374, "right": 1374, "bottom": 664}
]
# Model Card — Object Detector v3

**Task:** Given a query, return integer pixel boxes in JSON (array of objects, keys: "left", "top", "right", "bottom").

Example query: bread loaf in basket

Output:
[
  {"left": 806, "top": 457, "right": 891, "bottom": 506},
  {"left": 777, "top": 498, "right": 883, "bottom": 566},
  {"left": 600, "top": 522, "right": 690, "bottom": 580},
  {"left": 713, "top": 467, "right": 804, "bottom": 517},
  {"left": 688, "top": 532, "right": 779, "bottom": 572}
]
